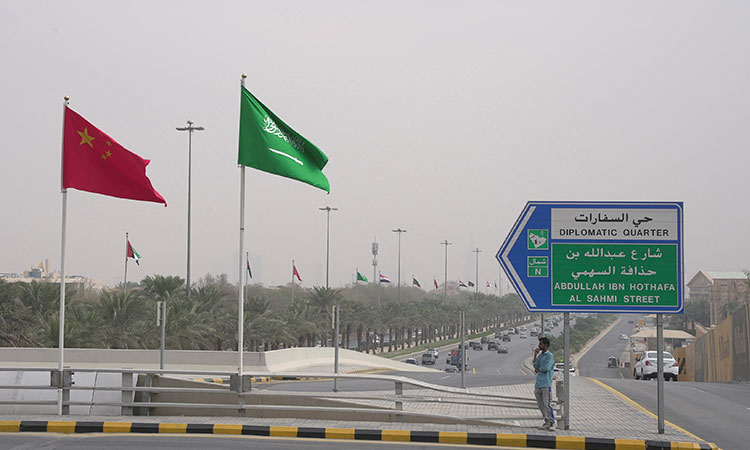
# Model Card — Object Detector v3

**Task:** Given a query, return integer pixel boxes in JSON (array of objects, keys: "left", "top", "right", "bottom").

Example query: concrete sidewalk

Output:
[{"left": 0, "top": 376, "right": 717, "bottom": 448}]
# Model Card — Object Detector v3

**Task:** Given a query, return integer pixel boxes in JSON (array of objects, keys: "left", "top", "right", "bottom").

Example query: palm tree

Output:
[
  {"left": 0, "top": 280, "right": 37, "bottom": 346},
  {"left": 88, "top": 289, "right": 149, "bottom": 348}
]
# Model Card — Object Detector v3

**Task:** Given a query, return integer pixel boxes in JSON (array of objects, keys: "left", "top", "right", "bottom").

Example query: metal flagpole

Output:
[
  {"left": 57, "top": 95, "right": 70, "bottom": 415},
  {"left": 238, "top": 74, "right": 247, "bottom": 378},
  {"left": 291, "top": 260, "right": 295, "bottom": 306},
  {"left": 124, "top": 232, "right": 129, "bottom": 287}
]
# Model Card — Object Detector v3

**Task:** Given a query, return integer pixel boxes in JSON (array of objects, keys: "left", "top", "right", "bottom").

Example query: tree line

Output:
[{"left": 0, "top": 275, "right": 529, "bottom": 352}]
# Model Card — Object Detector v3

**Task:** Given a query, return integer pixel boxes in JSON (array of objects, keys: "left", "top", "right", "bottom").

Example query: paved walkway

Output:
[{"left": 0, "top": 376, "right": 710, "bottom": 446}]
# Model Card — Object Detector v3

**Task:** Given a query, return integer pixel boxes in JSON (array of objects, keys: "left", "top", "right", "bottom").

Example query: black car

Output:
[
  {"left": 607, "top": 355, "right": 619, "bottom": 368},
  {"left": 502, "top": 334, "right": 511, "bottom": 342},
  {"left": 487, "top": 341, "right": 498, "bottom": 350},
  {"left": 497, "top": 346, "right": 509, "bottom": 354},
  {"left": 470, "top": 341, "right": 483, "bottom": 350}
]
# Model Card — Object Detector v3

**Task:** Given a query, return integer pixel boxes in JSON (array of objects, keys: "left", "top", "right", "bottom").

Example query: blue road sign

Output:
[{"left": 496, "top": 201, "right": 684, "bottom": 313}]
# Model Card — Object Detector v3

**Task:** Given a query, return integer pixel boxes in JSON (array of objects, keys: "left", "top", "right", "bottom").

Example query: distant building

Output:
[
  {"left": 0, "top": 259, "right": 99, "bottom": 289},
  {"left": 687, "top": 270, "right": 749, "bottom": 326}
]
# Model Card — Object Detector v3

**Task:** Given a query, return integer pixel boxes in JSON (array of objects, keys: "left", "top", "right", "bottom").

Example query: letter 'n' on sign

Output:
[{"left": 528, "top": 256, "right": 548, "bottom": 277}]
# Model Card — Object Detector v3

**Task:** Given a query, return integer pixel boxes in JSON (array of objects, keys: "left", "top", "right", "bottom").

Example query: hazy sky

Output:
[{"left": 2, "top": 1, "right": 749, "bottom": 290}]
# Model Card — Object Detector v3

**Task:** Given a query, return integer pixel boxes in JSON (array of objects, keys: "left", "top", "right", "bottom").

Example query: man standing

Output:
[{"left": 533, "top": 336, "right": 555, "bottom": 431}]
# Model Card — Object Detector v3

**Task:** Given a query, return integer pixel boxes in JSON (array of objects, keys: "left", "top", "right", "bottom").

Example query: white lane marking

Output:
[{"left": 440, "top": 375, "right": 450, "bottom": 380}]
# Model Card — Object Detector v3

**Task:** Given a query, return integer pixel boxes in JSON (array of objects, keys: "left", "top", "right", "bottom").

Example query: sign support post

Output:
[
  {"left": 563, "top": 312, "right": 570, "bottom": 430},
  {"left": 657, "top": 313, "right": 665, "bottom": 433}
]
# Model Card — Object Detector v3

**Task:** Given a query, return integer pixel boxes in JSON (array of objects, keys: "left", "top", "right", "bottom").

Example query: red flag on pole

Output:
[
  {"left": 293, "top": 264, "right": 302, "bottom": 282},
  {"left": 62, "top": 106, "right": 167, "bottom": 205},
  {"left": 433, "top": 278, "right": 439, "bottom": 289}
]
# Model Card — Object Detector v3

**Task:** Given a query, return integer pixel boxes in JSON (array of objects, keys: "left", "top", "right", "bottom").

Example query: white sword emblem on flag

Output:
[{"left": 268, "top": 147, "right": 304, "bottom": 166}]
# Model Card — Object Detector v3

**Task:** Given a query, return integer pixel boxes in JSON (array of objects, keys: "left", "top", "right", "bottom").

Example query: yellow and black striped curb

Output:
[{"left": 0, "top": 420, "right": 719, "bottom": 449}]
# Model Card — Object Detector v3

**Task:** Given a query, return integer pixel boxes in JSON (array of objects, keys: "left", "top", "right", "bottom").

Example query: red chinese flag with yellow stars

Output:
[{"left": 62, "top": 106, "right": 167, "bottom": 205}]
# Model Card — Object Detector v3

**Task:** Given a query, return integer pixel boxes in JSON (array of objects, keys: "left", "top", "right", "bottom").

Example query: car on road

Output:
[
  {"left": 427, "top": 348, "right": 439, "bottom": 358},
  {"left": 421, "top": 353, "right": 437, "bottom": 365},
  {"left": 634, "top": 351, "right": 679, "bottom": 381},
  {"left": 607, "top": 355, "right": 620, "bottom": 368},
  {"left": 619, "top": 334, "right": 628, "bottom": 340},
  {"left": 554, "top": 363, "right": 576, "bottom": 377},
  {"left": 519, "top": 333, "right": 527, "bottom": 339},
  {"left": 487, "top": 341, "right": 498, "bottom": 350},
  {"left": 502, "top": 334, "right": 511, "bottom": 342},
  {"left": 470, "top": 341, "right": 483, "bottom": 350},
  {"left": 444, "top": 365, "right": 458, "bottom": 373},
  {"left": 480, "top": 336, "right": 489, "bottom": 344},
  {"left": 405, "top": 357, "right": 418, "bottom": 365},
  {"left": 497, "top": 346, "right": 509, "bottom": 354}
]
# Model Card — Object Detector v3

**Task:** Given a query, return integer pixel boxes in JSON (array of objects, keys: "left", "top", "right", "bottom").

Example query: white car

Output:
[
  {"left": 634, "top": 351, "right": 679, "bottom": 381},
  {"left": 619, "top": 334, "right": 628, "bottom": 340},
  {"left": 554, "top": 363, "right": 576, "bottom": 377}
]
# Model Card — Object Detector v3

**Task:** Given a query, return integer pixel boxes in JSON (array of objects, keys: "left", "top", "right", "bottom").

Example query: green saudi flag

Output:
[
  {"left": 238, "top": 86, "right": 330, "bottom": 192},
  {"left": 356, "top": 271, "right": 368, "bottom": 282}
]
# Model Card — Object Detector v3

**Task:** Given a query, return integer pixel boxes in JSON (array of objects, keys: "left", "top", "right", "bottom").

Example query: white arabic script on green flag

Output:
[{"left": 238, "top": 86, "right": 330, "bottom": 192}]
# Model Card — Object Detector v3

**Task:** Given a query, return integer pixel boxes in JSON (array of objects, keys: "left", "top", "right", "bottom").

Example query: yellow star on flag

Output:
[{"left": 77, "top": 127, "right": 95, "bottom": 148}]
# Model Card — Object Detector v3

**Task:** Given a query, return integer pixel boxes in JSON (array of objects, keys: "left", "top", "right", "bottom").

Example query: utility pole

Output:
[
  {"left": 441, "top": 240, "right": 452, "bottom": 299},
  {"left": 392, "top": 228, "right": 407, "bottom": 301},
  {"left": 176, "top": 120, "right": 204, "bottom": 296}
]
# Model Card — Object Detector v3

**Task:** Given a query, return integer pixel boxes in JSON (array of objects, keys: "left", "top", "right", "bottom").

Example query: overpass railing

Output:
[{"left": 0, "top": 367, "right": 564, "bottom": 425}]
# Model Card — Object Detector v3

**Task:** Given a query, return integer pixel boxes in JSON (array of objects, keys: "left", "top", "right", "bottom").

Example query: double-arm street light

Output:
[
  {"left": 441, "top": 240, "right": 452, "bottom": 298},
  {"left": 392, "top": 228, "right": 407, "bottom": 301},
  {"left": 176, "top": 120, "right": 204, "bottom": 296},
  {"left": 473, "top": 248, "right": 481, "bottom": 301}
]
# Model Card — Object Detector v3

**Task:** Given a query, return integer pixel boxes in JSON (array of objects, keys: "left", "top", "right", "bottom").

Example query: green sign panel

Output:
[
  {"left": 551, "top": 243, "right": 678, "bottom": 307},
  {"left": 528, "top": 230, "right": 548, "bottom": 250},
  {"left": 528, "top": 256, "right": 549, "bottom": 277}
]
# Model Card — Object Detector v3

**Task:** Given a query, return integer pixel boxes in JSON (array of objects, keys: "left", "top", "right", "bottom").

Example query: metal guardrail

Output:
[{"left": 0, "top": 367, "right": 563, "bottom": 425}]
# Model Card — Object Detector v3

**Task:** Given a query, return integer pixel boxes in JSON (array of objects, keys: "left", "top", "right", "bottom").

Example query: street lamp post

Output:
[
  {"left": 320, "top": 206, "right": 338, "bottom": 391},
  {"left": 176, "top": 120, "right": 204, "bottom": 296},
  {"left": 473, "top": 248, "right": 481, "bottom": 302},
  {"left": 392, "top": 228, "right": 407, "bottom": 301},
  {"left": 441, "top": 240, "right": 452, "bottom": 298}
]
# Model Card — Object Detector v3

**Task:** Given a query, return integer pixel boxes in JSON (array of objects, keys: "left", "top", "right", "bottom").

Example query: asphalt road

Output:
[
  {"left": 0, "top": 434, "right": 503, "bottom": 450},
  {"left": 576, "top": 316, "right": 633, "bottom": 379},
  {"left": 258, "top": 318, "right": 572, "bottom": 394},
  {"left": 576, "top": 315, "right": 749, "bottom": 450}
]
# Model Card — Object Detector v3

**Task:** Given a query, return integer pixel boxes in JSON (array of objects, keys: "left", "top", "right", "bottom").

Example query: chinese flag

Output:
[{"left": 63, "top": 106, "right": 167, "bottom": 205}]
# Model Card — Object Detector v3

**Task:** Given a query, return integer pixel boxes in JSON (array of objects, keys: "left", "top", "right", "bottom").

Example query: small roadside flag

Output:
[
  {"left": 293, "top": 264, "right": 302, "bottom": 282},
  {"left": 468, "top": 280, "right": 475, "bottom": 287},
  {"left": 246, "top": 256, "right": 253, "bottom": 279},
  {"left": 458, "top": 279, "right": 467, "bottom": 288},
  {"left": 379, "top": 273, "right": 391, "bottom": 283},
  {"left": 127, "top": 240, "right": 141, "bottom": 266},
  {"left": 433, "top": 277, "right": 439, "bottom": 289},
  {"left": 486, "top": 281, "right": 491, "bottom": 288},
  {"left": 412, "top": 276, "right": 421, "bottom": 288},
  {"left": 356, "top": 270, "right": 368, "bottom": 282}
]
